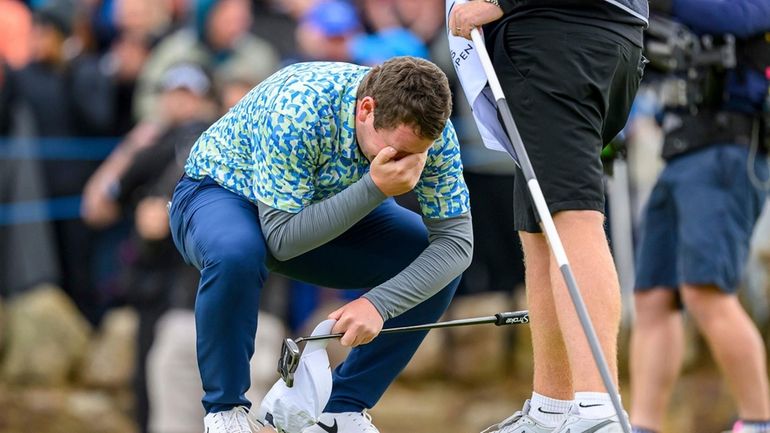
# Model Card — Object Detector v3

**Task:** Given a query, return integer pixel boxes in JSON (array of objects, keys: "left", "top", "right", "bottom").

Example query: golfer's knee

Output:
[{"left": 206, "top": 239, "right": 267, "bottom": 290}]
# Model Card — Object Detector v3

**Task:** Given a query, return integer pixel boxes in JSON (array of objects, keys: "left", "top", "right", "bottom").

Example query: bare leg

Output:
[
  {"left": 630, "top": 288, "right": 684, "bottom": 431},
  {"left": 520, "top": 231, "right": 573, "bottom": 399},
  {"left": 682, "top": 284, "right": 770, "bottom": 420},
  {"left": 549, "top": 210, "right": 621, "bottom": 392}
]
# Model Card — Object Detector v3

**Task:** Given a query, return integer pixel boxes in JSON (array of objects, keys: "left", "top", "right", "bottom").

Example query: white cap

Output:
[
  {"left": 159, "top": 63, "right": 211, "bottom": 96},
  {"left": 256, "top": 319, "right": 335, "bottom": 433}
]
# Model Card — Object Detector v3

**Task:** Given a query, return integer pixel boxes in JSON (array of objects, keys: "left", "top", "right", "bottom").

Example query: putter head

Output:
[{"left": 278, "top": 338, "right": 301, "bottom": 387}]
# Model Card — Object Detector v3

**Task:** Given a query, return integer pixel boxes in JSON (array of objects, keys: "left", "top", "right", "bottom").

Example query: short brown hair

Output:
[{"left": 357, "top": 56, "right": 452, "bottom": 141}]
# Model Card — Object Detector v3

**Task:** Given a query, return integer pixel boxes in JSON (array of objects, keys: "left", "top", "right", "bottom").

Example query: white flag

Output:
[{"left": 446, "top": 0, "right": 512, "bottom": 154}]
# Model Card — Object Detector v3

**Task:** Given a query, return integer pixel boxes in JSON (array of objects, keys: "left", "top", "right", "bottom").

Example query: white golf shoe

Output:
[
  {"left": 204, "top": 406, "right": 265, "bottom": 433},
  {"left": 301, "top": 411, "right": 380, "bottom": 433}
]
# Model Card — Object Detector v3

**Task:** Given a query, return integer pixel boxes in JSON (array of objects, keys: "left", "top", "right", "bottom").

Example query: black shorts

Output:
[{"left": 492, "top": 16, "right": 644, "bottom": 232}]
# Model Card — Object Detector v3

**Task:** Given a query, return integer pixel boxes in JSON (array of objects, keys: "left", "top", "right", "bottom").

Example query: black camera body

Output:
[
  {"left": 645, "top": 14, "right": 736, "bottom": 112},
  {"left": 644, "top": 15, "right": 770, "bottom": 159}
]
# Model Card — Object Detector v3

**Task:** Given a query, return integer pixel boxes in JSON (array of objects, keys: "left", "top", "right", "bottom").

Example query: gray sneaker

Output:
[
  {"left": 552, "top": 405, "right": 626, "bottom": 433},
  {"left": 481, "top": 400, "right": 556, "bottom": 433}
]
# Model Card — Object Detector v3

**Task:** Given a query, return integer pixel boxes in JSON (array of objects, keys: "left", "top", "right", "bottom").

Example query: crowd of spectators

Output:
[{"left": 0, "top": 1, "right": 524, "bottom": 432}]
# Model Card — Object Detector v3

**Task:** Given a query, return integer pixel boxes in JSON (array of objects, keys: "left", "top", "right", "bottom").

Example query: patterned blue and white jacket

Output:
[{"left": 185, "top": 61, "right": 470, "bottom": 220}]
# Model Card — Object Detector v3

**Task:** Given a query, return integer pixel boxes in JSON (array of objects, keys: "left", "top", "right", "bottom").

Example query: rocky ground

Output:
[{"left": 0, "top": 285, "right": 765, "bottom": 433}]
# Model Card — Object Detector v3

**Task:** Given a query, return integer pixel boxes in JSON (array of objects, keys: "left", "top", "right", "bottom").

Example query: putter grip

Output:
[{"left": 494, "top": 311, "right": 530, "bottom": 326}]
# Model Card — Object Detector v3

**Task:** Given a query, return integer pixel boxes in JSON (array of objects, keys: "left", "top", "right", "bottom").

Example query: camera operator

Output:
[{"left": 629, "top": 2, "right": 770, "bottom": 433}]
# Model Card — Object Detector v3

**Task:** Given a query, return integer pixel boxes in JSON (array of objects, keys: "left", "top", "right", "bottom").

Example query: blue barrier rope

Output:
[
  {"left": 0, "top": 138, "right": 120, "bottom": 225},
  {"left": 0, "top": 195, "right": 83, "bottom": 226},
  {"left": 0, "top": 138, "right": 120, "bottom": 160}
]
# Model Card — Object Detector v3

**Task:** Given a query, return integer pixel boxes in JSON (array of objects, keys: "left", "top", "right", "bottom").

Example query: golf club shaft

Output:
[
  {"left": 469, "top": 26, "right": 631, "bottom": 433},
  {"left": 295, "top": 310, "right": 529, "bottom": 344}
]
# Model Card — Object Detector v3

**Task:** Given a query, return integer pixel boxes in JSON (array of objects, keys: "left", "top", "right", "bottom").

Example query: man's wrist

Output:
[
  {"left": 474, "top": 0, "right": 510, "bottom": 15},
  {"left": 361, "top": 292, "right": 389, "bottom": 321},
  {"left": 362, "top": 173, "right": 388, "bottom": 200}
]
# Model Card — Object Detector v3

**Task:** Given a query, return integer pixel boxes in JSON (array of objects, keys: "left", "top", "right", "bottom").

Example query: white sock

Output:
[
  {"left": 528, "top": 392, "right": 572, "bottom": 428},
  {"left": 574, "top": 392, "right": 618, "bottom": 419}
]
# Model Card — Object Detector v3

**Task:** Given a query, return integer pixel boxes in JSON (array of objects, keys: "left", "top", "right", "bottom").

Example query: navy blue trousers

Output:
[{"left": 169, "top": 176, "right": 460, "bottom": 414}]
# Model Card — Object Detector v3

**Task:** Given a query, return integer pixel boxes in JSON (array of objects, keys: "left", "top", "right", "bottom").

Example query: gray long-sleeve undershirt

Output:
[{"left": 257, "top": 173, "right": 473, "bottom": 321}]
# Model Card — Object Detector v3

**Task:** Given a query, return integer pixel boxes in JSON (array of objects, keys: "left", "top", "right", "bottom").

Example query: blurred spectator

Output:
[
  {"left": 81, "top": 121, "right": 163, "bottom": 229},
  {"left": 91, "top": 0, "right": 176, "bottom": 53},
  {"left": 456, "top": 173, "right": 524, "bottom": 296},
  {"left": 132, "top": 0, "right": 279, "bottom": 121},
  {"left": 251, "top": 0, "right": 300, "bottom": 62},
  {"left": 291, "top": 0, "right": 429, "bottom": 67},
  {"left": 96, "top": 0, "right": 173, "bottom": 134},
  {"left": 113, "top": 0, "right": 172, "bottom": 41},
  {"left": 295, "top": 0, "right": 361, "bottom": 62},
  {"left": 630, "top": 3, "right": 770, "bottom": 433},
  {"left": 0, "top": 0, "right": 32, "bottom": 70},
  {"left": 0, "top": 0, "right": 114, "bottom": 137},
  {"left": 348, "top": 27, "right": 427, "bottom": 66},
  {"left": 107, "top": 62, "right": 217, "bottom": 433},
  {"left": 218, "top": 75, "right": 254, "bottom": 111},
  {"left": 83, "top": 61, "right": 217, "bottom": 228},
  {"left": 102, "top": 32, "right": 153, "bottom": 135},
  {"left": 278, "top": 0, "right": 315, "bottom": 17},
  {"left": 216, "top": 63, "right": 263, "bottom": 111},
  {"left": 356, "top": 0, "right": 444, "bottom": 44},
  {"left": 342, "top": 0, "right": 436, "bottom": 66},
  {"left": 81, "top": 0, "right": 279, "bottom": 226},
  {"left": 0, "top": 0, "right": 116, "bottom": 322}
]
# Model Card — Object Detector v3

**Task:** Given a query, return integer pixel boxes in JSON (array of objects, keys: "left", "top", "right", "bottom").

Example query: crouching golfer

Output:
[{"left": 168, "top": 56, "right": 473, "bottom": 433}]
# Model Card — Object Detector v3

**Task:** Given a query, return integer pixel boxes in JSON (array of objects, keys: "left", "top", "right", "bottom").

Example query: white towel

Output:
[
  {"left": 256, "top": 319, "right": 336, "bottom": 433},
  {"left": 445, "top": 0, "right": 513, "bottom": 156}
]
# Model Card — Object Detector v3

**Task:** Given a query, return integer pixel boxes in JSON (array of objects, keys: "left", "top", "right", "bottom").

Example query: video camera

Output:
[
  {"left": 644, "top": 15, "right": 736, "bottom": 110},
  {"left": 645, "top": 15, "right": 736, "bottom": 72}
]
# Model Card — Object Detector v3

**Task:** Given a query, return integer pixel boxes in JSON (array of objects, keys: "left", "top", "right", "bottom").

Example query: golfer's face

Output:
[
  {"left": 366, "top": 124, "right": 434, "bottom": 161},
  {"left": 356, "top": 97, "right": 435, "bottom": 161}
]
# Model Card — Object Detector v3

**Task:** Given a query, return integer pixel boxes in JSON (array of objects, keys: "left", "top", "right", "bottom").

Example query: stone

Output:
[
  {"left": 2, "top": 285, "right": 92, "bottom": 385},
  {"left": 80, "top": 308, "right": 138, "bottom": 388},
  {"left": 372, "top": 382, "right": 465, "bottom": 432},
  {"left": 66, "top": 390, "right": 137, "bottom": 433},
  {"left": 399, "top": 327, "right": 448, "bottom": 382},
  {"left": 445, "top": 293, "right": 515, "bottom": 385},
  {"left": 0, "top": 385, "right": 137, "bottom": 433}
]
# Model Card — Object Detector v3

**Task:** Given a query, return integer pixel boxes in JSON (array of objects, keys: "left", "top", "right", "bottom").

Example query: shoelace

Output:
[
  {"left": 549, "top": 404, "right": 582, "bottom": 431},
  {"left": 348, "top": 410, "right": 380, "bottom": 433},
  {"left": 212, "top": 407, "right": 264, "bottom": 433}
]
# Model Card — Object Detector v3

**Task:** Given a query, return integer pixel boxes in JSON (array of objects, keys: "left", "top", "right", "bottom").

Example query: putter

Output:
[
  {"left": 278, "top": 310, "right": 529, "bottom": 387},
  {"left": 462, "top": 22, "right": 632, "bottom": 433}
]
